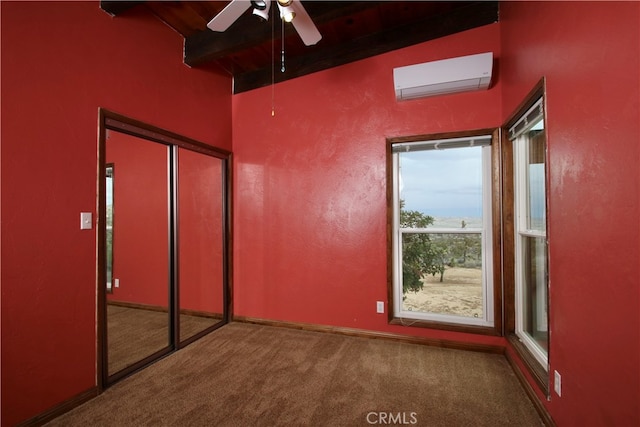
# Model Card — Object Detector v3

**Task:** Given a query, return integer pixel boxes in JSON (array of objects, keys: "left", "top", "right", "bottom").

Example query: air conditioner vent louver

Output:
[{"left": 393, "top": 52, "right": 493, "bottom": 101}]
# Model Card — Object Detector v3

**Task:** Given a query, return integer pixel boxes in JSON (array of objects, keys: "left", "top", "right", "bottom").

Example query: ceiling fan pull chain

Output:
[
  {"left": 281, "top": 17, "right": 286, "bottom": 72},
  {"left": 271, "top": 2, "right": 275, "bottom": 117}
]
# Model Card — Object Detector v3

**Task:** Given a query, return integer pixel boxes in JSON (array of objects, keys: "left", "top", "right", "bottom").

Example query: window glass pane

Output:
[
  {"left": 522, "top": 236, "right": 548, "bottom": 353},
  {"left": 514, "top": 104, "right": 549, "bottom": 369},
  {"left": 395, "top": 142, "right": 491, "bottom": 326},
  {"left": 402, "top": 232, "right": 483, "bottom": 319},
  {"left": 399, "top": 147, "right": 483, "bottom": 228},
  {"left": 526, "top": 121, "right": 546, "bottom": 232},
  {"left": 106, "top": 165, "right": 114, "bottom": 293}
]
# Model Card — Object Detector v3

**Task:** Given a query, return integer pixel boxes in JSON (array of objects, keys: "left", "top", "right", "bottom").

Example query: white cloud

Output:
[{"left": 399, "top": 146, "right": 482, "bottom": 218}]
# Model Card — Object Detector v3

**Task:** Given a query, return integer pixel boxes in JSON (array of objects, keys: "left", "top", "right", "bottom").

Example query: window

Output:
[
  {"left": 512, "top": 97, "right": 549, "bottom": 369},
  {"left": 389, "top": 132, "right": 496, "bottom": 331},
  {"left": 503, "top": 79, "right": 550, "bottom": 393},
  {"left": 106, "top": 163, "right": 114, "bottom": 294}
]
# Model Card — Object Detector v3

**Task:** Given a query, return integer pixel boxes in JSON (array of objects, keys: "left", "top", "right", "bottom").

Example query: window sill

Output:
[
  {"left": 507, "top": 333, "right": 549, "bottom": 396},
  {"left": 390, "top": 316, "right": 500, "bottom": 336}
]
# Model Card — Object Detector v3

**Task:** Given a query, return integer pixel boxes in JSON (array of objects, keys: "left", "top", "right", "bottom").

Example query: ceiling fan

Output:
[{"left": 207, "top": 0, "right": 322, "bottom": 46}]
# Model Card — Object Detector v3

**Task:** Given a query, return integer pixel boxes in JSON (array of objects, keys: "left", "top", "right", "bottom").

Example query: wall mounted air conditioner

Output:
[{"left": 393, "top": 52, "right": 493, "bottom": 101}]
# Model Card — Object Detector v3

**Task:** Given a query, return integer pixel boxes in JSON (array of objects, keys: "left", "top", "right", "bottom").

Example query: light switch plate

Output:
[{"left": 80, "top": 212, "right": 92, "bottom": 230}]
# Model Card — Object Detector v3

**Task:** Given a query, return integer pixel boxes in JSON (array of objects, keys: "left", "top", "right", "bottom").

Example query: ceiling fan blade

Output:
[
  {"left": 207, "top": 0, "right": 252, "bottom": 32},
  {"left": 289, "top": 0, "right": 322, "bottom": 46}
]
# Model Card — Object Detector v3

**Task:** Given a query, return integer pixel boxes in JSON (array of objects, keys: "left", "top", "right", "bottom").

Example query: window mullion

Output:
[{"left": 519, "top": 229, "right": 546, "bottom": 238}]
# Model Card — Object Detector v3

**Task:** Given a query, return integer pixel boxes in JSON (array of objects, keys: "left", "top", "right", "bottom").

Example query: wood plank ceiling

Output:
[{"left": 100, "top": 1, "right": 499, "bottom": 94}]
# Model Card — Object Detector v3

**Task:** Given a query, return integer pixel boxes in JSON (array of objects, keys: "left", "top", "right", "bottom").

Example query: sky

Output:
[
  {"left": 399, "top": 145, "right": 483, "bottom": 220},
  {"left": 106, "top": 176, "right": 113, "bottom": 206},
  {"left": 398, "top": 143, "right": 546, "bottom": 229}
]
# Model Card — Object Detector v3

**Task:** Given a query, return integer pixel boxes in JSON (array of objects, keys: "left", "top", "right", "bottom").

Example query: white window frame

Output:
[
  {"left": 391, "top": 137, "right": 494, "bottom": 327},
  {"left": 512, "top": 98, "right": 549, "bottom": 369}
]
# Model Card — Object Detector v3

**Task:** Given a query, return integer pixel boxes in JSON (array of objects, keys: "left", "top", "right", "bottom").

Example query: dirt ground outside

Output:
[{"left": 402, "top": 267, "right": 483, "bottom": 318}]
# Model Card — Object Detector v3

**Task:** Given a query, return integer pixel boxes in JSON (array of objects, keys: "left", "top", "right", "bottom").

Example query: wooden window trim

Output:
[
  {"left": 508, "top": 333, "right": 549, "bottom": 393},
  {"left": 386, "top": 128, "right": 502, "bottom": 337}
]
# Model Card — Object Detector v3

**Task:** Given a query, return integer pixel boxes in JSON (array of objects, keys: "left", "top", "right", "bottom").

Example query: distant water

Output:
[{"left": 432, "top": 217, "right": 483, "bottom": 229}]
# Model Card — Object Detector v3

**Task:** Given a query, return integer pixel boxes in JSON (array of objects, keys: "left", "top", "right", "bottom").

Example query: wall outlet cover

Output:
[{"left": 554, "top": 370, "right": 562, "bottom": 397}]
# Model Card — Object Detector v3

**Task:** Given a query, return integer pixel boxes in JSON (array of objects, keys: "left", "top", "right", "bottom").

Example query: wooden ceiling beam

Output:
[
  {"left": 100, "top": 1, "right": 145, "bottom": 16},
  {"left": 232, "top": 1, "right": 498, "bottom": 94}
]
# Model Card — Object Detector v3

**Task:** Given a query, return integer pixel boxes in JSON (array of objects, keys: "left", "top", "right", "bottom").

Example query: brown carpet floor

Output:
[{"left": 49, "top": 322, "right": 543, "bottom": 427}]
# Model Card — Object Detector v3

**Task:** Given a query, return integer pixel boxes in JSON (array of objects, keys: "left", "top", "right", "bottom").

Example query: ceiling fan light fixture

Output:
[
  {"left": 251, "top": 0, "right": 268, "bottom": 10},
  {"left": 279, "top": 5, "right": 295, "bottom": 23},
  {"left": 282, "top": 10, "right": 295, "bottom": 23},
  {"left": 252, "top": 0, "right": 271, "bottom": 21}
]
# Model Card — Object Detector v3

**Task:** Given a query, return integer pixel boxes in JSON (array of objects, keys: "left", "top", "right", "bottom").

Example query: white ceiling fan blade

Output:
[
  {"left": 289, "top": 0, "right": 322, "bottom": 46},
  {"left": 207, "top": 0, "right": 252, "bottom": 32}
]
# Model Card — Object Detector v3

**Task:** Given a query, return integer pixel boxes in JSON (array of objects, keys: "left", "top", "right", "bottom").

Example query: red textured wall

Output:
[
  {"left": 0, "top": 2, "right": 231, "bottom": 425},
  {"left": 232, "top": 23, "right": 504, "bottom": 346},
  {"left": 500, "top": 1, "right": 640, "bottom": 425},
  {"left": 106, "top": 130, "right": 170, "bottom": 307}
]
